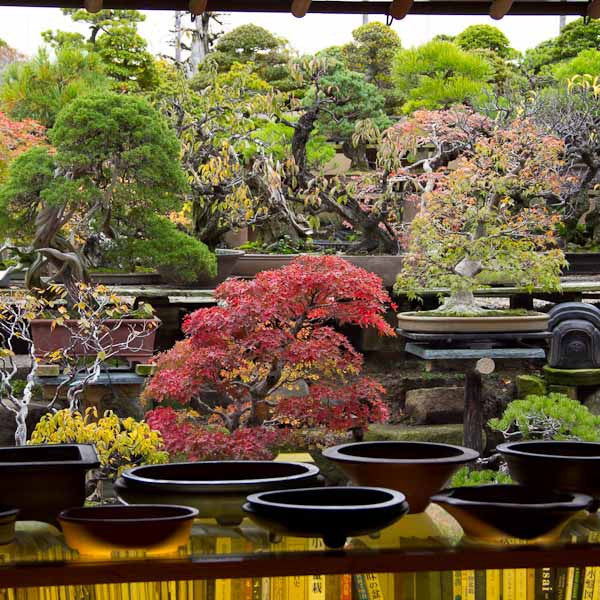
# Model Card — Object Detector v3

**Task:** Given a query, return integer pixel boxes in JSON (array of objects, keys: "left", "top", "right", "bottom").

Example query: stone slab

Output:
[{"left": 405, "top": 386, "right": 464, "bottom": 425}]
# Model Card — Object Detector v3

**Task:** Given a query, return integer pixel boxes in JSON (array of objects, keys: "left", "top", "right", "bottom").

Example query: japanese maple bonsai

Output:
[
  {"left": 143, "top": 255, "right": 394, "bottom": 461},
  {"left": 395, "top": 113, "right": 567, "bottom": 331}
]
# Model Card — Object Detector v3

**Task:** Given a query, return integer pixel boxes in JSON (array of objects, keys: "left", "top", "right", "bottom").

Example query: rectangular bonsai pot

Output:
[
  {"left": 31, "top": 319, "right": 160, "bottom": 362},
  {"left": 0, "top": 444, "right": 100, "bottom": 523}
]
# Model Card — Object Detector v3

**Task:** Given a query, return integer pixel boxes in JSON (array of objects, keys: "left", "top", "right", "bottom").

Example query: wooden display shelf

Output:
[
  {"left": 2, "top": 542, "right": 600, "bottom": 588},
  {"left": 2, "top": 516, "right": 600, "bottom": 589}
]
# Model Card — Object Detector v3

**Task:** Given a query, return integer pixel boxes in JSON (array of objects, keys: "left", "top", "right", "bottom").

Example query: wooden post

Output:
[{"left": 463, "top": 368, "right": 484, "bottom": 452}]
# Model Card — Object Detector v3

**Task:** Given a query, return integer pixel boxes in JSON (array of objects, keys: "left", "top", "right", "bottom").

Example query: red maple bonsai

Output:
[{"left": 144, "top": 255, "right": 394, "bottom": 460}]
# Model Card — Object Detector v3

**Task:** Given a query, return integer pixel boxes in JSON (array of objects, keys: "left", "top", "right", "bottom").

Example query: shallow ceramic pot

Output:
[
  {"left": 0, "top": 444, "right": 99, "bottom": 523},
  {"left": 431, "top": 484, "right": 592, "bottom": 543},
  {"left": 116, "top": 461, "right": 321, "bottom": 525},
  {"left": 243, "top": 486, "right": 409, "bottom": 549},
  {"left": 194, "top": 249, "right": 245, "bottom": 287},
  {"left": 0, "top": 507, "right": 18, "bottom": 545},
  {"left": 230, "top": 253, "right": 298, "bottom": 278},
  {"left": 322, "top": 441, "right": 479, "bottom": 513},
  {"left": 498, "top": 441, "right": 600, "bottom": 507},
  {"left": 397, "top": 312, "right": 549, "bottom": 333},
  {"left": 59, "top": 505, "right": 198, "bottom": 558},
  {"left": 31, "top": 319, "right": 159, "bottom": 362}
]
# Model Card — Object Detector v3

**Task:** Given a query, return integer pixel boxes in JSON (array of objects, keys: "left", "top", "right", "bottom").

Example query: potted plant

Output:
[
  {"left": 0, "top": 92, "right": 215, "bottom": 295},
  {"left": 395, "top": 117, "right": 567, "bottom": 332}
]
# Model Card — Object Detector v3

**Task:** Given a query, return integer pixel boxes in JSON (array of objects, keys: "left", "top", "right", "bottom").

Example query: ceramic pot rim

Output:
[
  {"left": 245, "top": 486, "right": 407, "bottom": 512},
  {"left": 498, "top": 440, "right": 600, "bottom": 460},
  {"left": 58, "top": 504, "right": 199, "bottom": 524},
  {"left": 431, "top": 484, "right": 593, "bottom": 511},
  {"left": 0, "top": 443, "right": 100, "bottom": 469},
  {"left": 0, "top": 507, "right": 18, "bottom": 518},
  {"left": 322, "top": 441, "right": 480, "bottom": 464},
  {"left": 397, "top": 313, "right": 548, "bottom": 321},
  {"left": 123, "top": 460, "right": 320, "bottom": 489}
]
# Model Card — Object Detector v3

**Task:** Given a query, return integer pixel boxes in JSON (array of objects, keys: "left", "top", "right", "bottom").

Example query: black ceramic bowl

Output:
[
  {"left": 322, "top": 441, "right": 479, "bottom": 513},
  {"left": 431, "top": 484, "right": 592, "bottom": 542},
  {"left": 243, "top": 486, "right": 409, "bottom": 548},
  {"left": 117, "top": 461, "right": 321, "bottom": 525},
  {"left": 498, "top": 441, "right": 600, "bottom": 505},
  {"left": 59, "top": 504, "right": 199, "bottom": 557},
  {"left": 0, "top": 444, "right": 99, "bottom": 524}
]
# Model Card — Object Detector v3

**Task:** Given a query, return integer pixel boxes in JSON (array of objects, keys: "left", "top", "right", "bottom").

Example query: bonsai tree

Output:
[
  {"left": 0, "top": 92, "right": 214, "bottom": 298},
  {"left": 31, "top": 407, "right": 168, "bottom": 499},
  {"left": 392, "top": 40, "right": 493, "bottom": 113},
  {"left": 143, "top": 256, "right": 393, "bottom": 459},
  {"left": 395, "top": 114, "right": 566, "bottom": 313},
  {"left": 340, "top": 21, "right": 402, "bottom": 112}
]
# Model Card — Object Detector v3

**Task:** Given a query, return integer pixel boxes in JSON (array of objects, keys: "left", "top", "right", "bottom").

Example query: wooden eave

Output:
[{"left": 0, "top": 0, "right": 595, "bottom": 16}]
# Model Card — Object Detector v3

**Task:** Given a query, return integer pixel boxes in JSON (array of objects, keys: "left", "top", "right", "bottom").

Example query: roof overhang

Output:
[{"left": 0, "top": 0, "right": 594, "bottom": 15}]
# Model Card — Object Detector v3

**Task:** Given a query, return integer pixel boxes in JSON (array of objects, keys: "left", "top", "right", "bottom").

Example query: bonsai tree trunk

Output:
[
  {"left": 342, "top": 140, "right": 369, "bottom": 171},
  {"left": 436, "top": 257, "right": 485, "bottom": 314}
]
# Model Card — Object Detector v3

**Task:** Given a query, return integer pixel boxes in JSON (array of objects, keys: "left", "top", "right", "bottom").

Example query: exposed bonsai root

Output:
[{"left": 434, "top": 291, "right": 486, "bottom": 316}]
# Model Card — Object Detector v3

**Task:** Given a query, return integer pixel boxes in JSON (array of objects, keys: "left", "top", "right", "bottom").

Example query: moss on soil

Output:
[
  {"left": 365, "top": 423, "right": 464, "bottom": 445},
  {"left": 403, "top": 309, "right": 542, "bottom": 318}
]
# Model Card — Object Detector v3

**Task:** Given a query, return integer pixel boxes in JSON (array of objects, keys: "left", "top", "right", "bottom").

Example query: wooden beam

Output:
[
  {"left": 0, "top": 0, "right": 592, "bottom": 15},
  {"left": 489, "top": 0, "right": 513, "bottom": 19},
  {"left": 188, "top": 0, "right": 207, "bottom": 14},
  {"left": 389, "top": 0, "right": 413, "bottom": 19},
  {"left": 291, "top": 0, "right": 311, "bottom": 17}
]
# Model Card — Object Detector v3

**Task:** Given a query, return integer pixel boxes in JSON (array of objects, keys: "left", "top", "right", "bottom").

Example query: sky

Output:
[{"left": 0, "top": 7, "right": 574, "bottom": 60}]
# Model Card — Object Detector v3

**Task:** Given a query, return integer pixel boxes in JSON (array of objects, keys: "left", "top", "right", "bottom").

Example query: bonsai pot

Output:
[
  {"left": 231, "top": 253, "right": 298, "bottom": 278},
  {"left": 0, "top": 444, "right": 99, "bottom": 523},
  {"left": 0, "top": 507, "right": 18, "bottom": 545},
  {"left": 243, "top": 486, "right": 409, "bottom": 549},
  {"left": 322, "top": 441, "right": 479, "bottom": 513},
  {"left": 59, "top": 505, "right": 198, "bottom": 557},
  {"left": 115, "top": 461, "right": 321, "bottom": 526},
  {"left": 397, "top": 312, "right": 549, "bottom": 333},
  {"left": 498, "top": 441, "right": 600, "bottom": 507},
  {"left": 431, "top": 485, "right": 592, "bottom": 543},
  {"left": 564, "top": 253, "right": 600, "bottom": 275},
  {"left": 343, "top": 255, "right": 403, "bottom": 288},
  {"left": 31, "top": 318, "right": 160, "bottom": 362},
  {"left": 192, "top": 249, "right": 245, "bottom": 288}
]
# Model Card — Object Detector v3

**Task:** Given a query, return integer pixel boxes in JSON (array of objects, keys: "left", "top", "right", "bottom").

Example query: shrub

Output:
[
  {"left": 488, "top": 393, "right": 600, "bottom": 441},
  {"left": 30, "top": 407, "right": 169, "bottom": 481},
  {"left": 450, "top": 466, "right": 513, "bottom": 487}
]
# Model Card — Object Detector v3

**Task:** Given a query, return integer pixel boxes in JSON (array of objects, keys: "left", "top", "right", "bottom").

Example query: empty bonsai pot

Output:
[
  {"left": 59, "top": 505, "right": 198, "bottom": 558},
  {"left": 116, "top": 461, "right": 321, "bottom": 526},
  {"left": 498, "top": 441, "right": 600, "bottom": 507},
  {"left": 0, "top": 507, "right": 18, "bottom": 545},
  {"left": 243, "top": 486, "right": 409, "bottom": 549},
  {"left": 431, "top": 485, "right": 592, "bottom": 543},
  {"left": 322, "top": 441, "right": 479, "bottom": 513},
  {"left": 0, "top": 444, "right": 100, "bottom": 523}
]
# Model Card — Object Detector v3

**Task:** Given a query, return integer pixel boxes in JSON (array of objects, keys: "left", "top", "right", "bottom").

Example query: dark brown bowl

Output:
[
  {"left": 432, "top": 484, "right": 592, "bottom": 542},
  {"left": 498, "top": 441, "right": 600, "bottom": 506},
  {"left": 59, "top": 505, "right": 198, "bottom": 557},
  {"left": 243, "top": 486, "right": 409, "bottom": 549},
  {"left": 0, "top": 444, "right": 100, "bottom": 523},
  {"left": 322, "top": 441, "right": 479, "bottom": 513},
  {"left": 118, "top": 461, "right": 321, "bottom": 525}
]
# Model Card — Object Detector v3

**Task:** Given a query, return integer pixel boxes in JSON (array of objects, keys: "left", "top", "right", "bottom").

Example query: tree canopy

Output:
[
  {"left": 455, "top": 24, "right": 514, "bottom": 59},
  {"left": 393, "top": 40, "right": 493, "bottom": 113},
  {"left": 341, "top": 22, "right": 402, "bottom": 112}
]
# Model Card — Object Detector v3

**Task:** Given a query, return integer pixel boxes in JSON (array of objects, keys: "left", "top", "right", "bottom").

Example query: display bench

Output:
[{"left": 3, "top": 510, "right": 600, "bottom": 599}]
